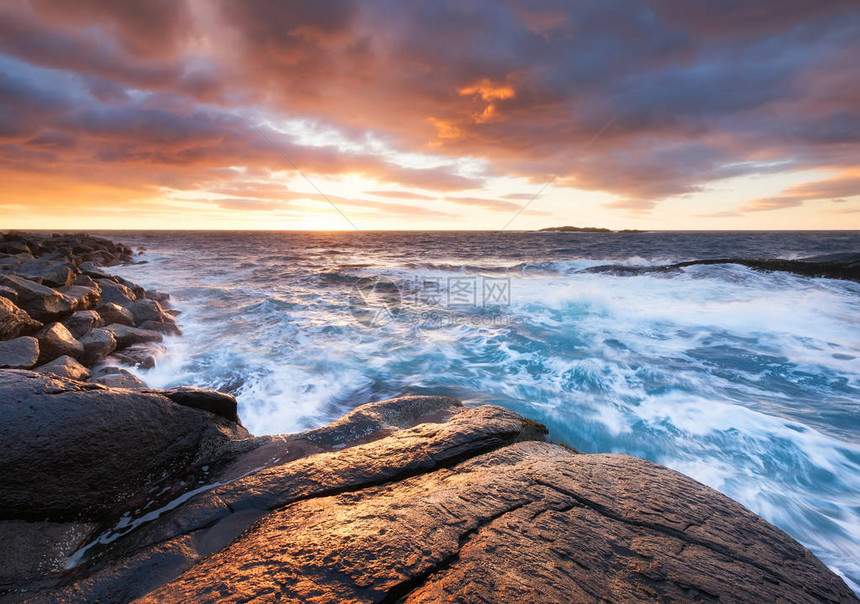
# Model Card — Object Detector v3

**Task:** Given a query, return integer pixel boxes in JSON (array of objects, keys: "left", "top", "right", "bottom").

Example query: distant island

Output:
[{"left": 538, "top": 226, "right": 647, "bottom": 233}]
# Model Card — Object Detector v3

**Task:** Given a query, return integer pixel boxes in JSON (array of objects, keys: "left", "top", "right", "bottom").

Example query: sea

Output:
[{"left": 101, "top": 230, "right": 859, "bottom": 592}]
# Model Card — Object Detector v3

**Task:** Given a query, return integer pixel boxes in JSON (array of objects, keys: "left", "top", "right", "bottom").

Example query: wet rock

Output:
[
  {"left": 36, "top": 322, "right": 84, "bottom": 365},
  {"left": 145, "top": 290, "right": 170, "bottom": 303},
  {"left": 104, "top": 324, "right": 163, "bottom": 350},
  {"left": 0, "top": 337, "right": 39, "bottom": 369},
  {"left": 0, "top": 275, "right": 72, "bottom": 322},
  {"left": 0, "top": 296, "right": 42, "bottom": 339},
  {"left": 0, "top": 520, "right": 97, "bottom": 591},
  {"left": 97, "top": 302, "right": 134, "bottom": 327},
  {"left": 58, "top": 284, "right": 100, "bottom": 311},
  {"left": 89, "top": 366, "right": 147, "bottom": 389},
  {"left": 109, "top": 343, "right": 162, "bottom": 369},
  {"left": 78, "top": 328, "right": 116, "bottom": 365},
  {"left": 139, "top": 320, "right": 182, "bottom": 336},
  {"left": 157, "top": 387, "right": 240, "bottom": 423},
  {"left": 0, "top": 371, "right": 252, "bottom": 521},
  {"left": 36, "top": 355, "right": 90, "bottom": 381}
]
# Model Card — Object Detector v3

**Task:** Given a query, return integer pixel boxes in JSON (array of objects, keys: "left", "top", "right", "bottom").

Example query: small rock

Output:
[
  {"left": 97, "top": 302, "right": 134, "bottom": 327},
  {"left": 35, "top": 355, "right": 90, "bottom": 381},
  {"left": 62, "top": 310, "right": 102, "bottom": 339},
  {"left": 0, "top": 297, "right": 42, "bottom": 339},
  {"left": 0, "top": 337, "right": 39, "bottom": 369},
  {"left": 79, "top": 328, "right": 117, "bottom": 365},
  {"left": 36, "top": 323, "right": 84, "bottom": 364}
]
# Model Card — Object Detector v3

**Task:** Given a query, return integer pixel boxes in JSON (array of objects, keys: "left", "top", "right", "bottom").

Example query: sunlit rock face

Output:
[{"left": 1, "top": 388, "right": 855, "bottom": 603}]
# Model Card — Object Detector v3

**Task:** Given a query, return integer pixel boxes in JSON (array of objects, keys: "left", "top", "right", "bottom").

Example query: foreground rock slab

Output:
[
  {"left": 143, "top": 443, "right": 858, "bottom": 604},
  {"left": 2, "top": 392, "right": 852, "bottom": 604}
]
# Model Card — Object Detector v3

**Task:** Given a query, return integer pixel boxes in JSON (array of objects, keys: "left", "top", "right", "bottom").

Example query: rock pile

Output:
[{"left": 0, "top": 232, "right": 178, "bottom": 385}]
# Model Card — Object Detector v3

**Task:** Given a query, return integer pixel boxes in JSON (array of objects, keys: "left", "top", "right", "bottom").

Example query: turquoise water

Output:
[{"left": 107, "top": 230, "right": 859, "bottom": 592}]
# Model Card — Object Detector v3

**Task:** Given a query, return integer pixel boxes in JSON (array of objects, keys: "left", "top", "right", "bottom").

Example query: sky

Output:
[{"left": 1, "top": 0, "right": 859, "bottom": 231}]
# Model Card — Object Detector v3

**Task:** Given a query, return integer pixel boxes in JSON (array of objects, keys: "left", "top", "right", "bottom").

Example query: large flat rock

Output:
[
  {"left": 9, "top": 394, "right": 852, "bottom": 604},
  {"left": 137, "top": 442, "right": 857, "bottom": 604}
]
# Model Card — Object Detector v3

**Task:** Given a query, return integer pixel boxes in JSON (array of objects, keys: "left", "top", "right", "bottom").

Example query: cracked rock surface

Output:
[{"left": 1, "top": 389, "right": 856, "bottom": 603}]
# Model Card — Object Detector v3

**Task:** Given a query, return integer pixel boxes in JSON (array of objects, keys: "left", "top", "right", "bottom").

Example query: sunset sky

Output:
[{"left": 1, "top": 0, "right": 859, "bottom": 230}]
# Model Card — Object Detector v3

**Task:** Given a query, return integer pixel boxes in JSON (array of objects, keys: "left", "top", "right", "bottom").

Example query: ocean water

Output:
[{"left": 104, "top": 230, "right": 859, "bottom": 592}]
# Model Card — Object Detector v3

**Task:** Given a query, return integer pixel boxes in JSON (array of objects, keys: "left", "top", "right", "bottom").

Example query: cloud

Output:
[
  {"left": 0, "top": 0, "right": 859, "bottom": 223},
  {"left": 738, "top": 173, "right": 860, "bottom": 212},
  {"left": 443, "top": 196, "right": 522, "bottom": 212},
  {"left": 365, "top": 190, "right": 437, "bottom": 201}
]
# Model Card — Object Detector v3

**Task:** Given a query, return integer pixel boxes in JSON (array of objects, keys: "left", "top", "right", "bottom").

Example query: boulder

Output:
[
  {"left": 0, "top": 275, "right": 72, "bottom": 322},
  {"left": 77, "top": 262, "right": 108, "bottom": 279},
  {"left": 62, "top": 310, "right": 103, "bottom": 339},
  {"left": 78, "top": 328, "right": 117, "bottom": 365},
  {"left": 89, "top": 366, "right": 147, "bottom": 389},
  {"left": 139, "top": 320, "right": 182, "bottom": 336},
  {"left": 36, "top": 323, "right": 84, "bottom": 364},
  {"left": 58, "top": 284, "right": 100, "bottom": 311},
  {"left": 35, "top": 355, "right": 90, "bottom": 381},
  {"left": 0, "top": 296, "right": 42, "bottom": 339},
  {"left": 0, "top": 370, "right": 252, "bottom": 521},
  {"left": 145, "top": 290, "right": 170, "bottom": 303},
  {"left": 97, "top": 301, "right": 134, "bottom": 327},
  {"left": 11, "top": 259, "right": 75, "bottom": 288},
  {"left": 104, "top": 324, "right": 163, "bottom": 349},
  {"left": 126, "top": 298, "right": 166, "bottom": 326},
  {"left": 97, "top": 280, "right": 136, "bottom": 306},
  {"left": 74, "top": 274, "right": 98, "bottom": 288},
  {"left": 0, "top": 337, "right": 39, "bottom": 369}
]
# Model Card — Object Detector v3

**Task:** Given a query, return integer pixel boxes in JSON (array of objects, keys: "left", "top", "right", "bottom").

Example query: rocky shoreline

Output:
[
  {"left": 0, "top": 231, "right": 178, "bottom": 387},
  {"left": 0, "top": 233, "right": 857, "bottom": 603}
]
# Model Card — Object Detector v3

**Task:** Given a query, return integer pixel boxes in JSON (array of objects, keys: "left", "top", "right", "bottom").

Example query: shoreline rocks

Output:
[
  {"left": 0, "top": 386, "right": 855, "bottom": 603},
  {"left": 0, "top": 232, "right": 179, "bottom": 386}
]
